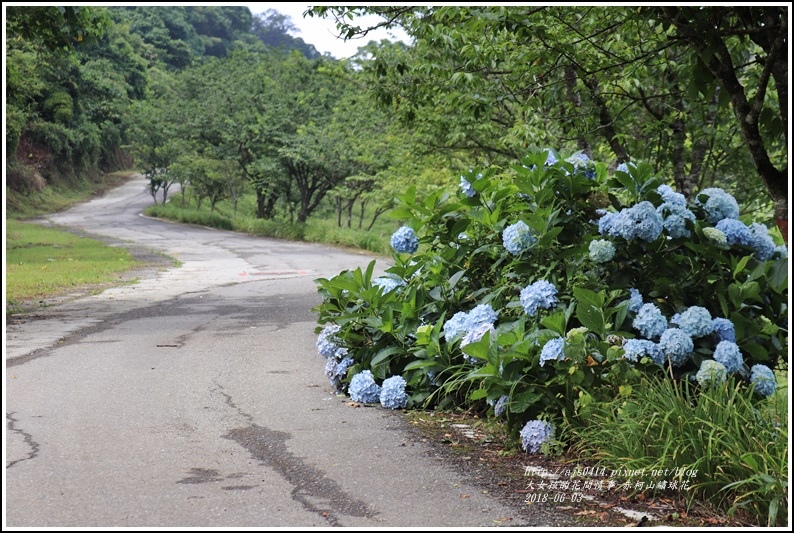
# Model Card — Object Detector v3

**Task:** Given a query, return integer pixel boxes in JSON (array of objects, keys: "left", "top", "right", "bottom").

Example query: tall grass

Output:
[{"left": 568, "top": 375, "right": 788, "bottom": 526}]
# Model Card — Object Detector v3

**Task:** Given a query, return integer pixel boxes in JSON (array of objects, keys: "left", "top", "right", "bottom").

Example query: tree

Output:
[{"left": 308, "top": 6, "right": 787, "bottom": 230}]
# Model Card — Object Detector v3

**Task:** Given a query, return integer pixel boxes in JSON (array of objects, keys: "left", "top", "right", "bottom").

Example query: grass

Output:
[
  {"left": 5, "top": 219, "right": 141, "bottom": 312},
  {"left": 566, "top": 373, "right": 788, "bottom": 526}
]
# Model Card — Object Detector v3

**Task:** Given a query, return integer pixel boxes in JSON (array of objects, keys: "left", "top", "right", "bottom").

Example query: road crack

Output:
[{"left": 6, "top": 412, "right": 40, "bottom": 469}]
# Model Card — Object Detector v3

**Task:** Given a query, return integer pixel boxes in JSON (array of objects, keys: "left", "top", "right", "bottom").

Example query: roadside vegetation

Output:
[{"left": 5, "top": 6, "right": 787, "bottom": 527}]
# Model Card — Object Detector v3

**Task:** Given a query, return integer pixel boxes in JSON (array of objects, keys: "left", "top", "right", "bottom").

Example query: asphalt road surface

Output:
[{"left": 5, "top": 177, "right": 576, "bottom": 527}]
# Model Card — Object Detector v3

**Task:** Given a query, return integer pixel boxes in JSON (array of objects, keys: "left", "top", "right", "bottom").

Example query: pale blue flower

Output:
[
  {"left": 713, "top": 341, "right": 742, "bottom": 373},
  {"left": 326, "top": 356, "right": 355, "bottom": 392},
  {"left": 702, "top": 227, "right": 728, "bottom": 245},
  {"left": 616, "top": 161, "right": 637, "bottom": 173},
  {"left": 657, "top": 202, "right": 696, "bottom": 239},
  {"left": 380, "top": 375, "right": 408, "bottom": 409},
  {"left": 461, "top": 322, "right": 495, "bottom": 348},
  {"left": 622, "top": 339, "right": 664, "bottom": 365},
  {"left": 502, "top": 221, "right": 538, "bottom": 256},
  {"left": 317, "top": 324, "right": 342, "bottom": 358},
  {"left": 520, "top": 420, "right": 554, "bottom": 454},
  {"left": 372, "top": 275, "right": 406, "bottom": 293},
  {"left": 696, "top": 188, "right": 740, "bottom": 224},
  {"left": 460, "top": 176, "right": 476, "bottom": 197},
  {"left": 598, "top": 202, "right": 663, "bottom": 242},
  {"left": 627, "top": 288, "right": 644, "bottom": 313},
  {"left": 391, "top": 226, "right": 419, "bottom": 254},
  {"left": 750, "top": 365, "right": 776, "bottom": 397},
  {"left": 658, "top": 328, "right": 693, "bottom": 367},
  {"left": 493, "top": 395, "right": 509, "bottom": 417},
  {"left": 711, "top": 318, "right": 736, "bottom": 343},
  {"left": 696, "top": 360, "right": 728, "bottom": 387},
  {"left": 671, "top": 306, "right": 713, "bottom": 338},
  {"left": 588, "top": 239, "right": 616, "bottom": 263},
  {"left": 466, "top": 304, "right": 498, "bottom": 330},
  {"left": 633, "top": 303, "right": 668, "bottom": 339},
  {"left": 443, "top": 311, "right": 470, "bottom": 342},
  {"left": 539, "top": 337, "right": 564, "bottom": 367},
  {"left": 749, "top": 223, "right": 776, "bottom": 261},
  {"left": 774, "top": 245, "right": 788, "bottom": 259},
  {"left": 716, "top": 219, "right": 754, "bottom": 247},
  {"left": 349, "top": 370, "right": 382, "bottom": 403},
  {"left": 545, "top": 150, "right": 558, "bottom": 166},
  {"left": 657, "top": 184, "right": 687, "bottom": 207},
  {"left": 565, "top": 152, "right": 596, "bottom": 179},
  {"left": 520, "top": 280, "right": 558, "bottom": 317}
]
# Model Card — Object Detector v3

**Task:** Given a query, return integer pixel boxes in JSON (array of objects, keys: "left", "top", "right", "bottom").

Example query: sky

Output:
[{"left": 246, "top": 4, "right": 411, "bottom": 59}]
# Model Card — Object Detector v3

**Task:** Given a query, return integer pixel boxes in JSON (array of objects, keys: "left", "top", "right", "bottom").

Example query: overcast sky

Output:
[{"left": 246, "top": 3, "right": 411, "bottom": 59}]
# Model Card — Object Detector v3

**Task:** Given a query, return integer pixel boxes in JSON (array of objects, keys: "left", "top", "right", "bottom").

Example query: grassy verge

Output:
[{"left": 5, "top": 219, "right": 142, "bottom": 313}]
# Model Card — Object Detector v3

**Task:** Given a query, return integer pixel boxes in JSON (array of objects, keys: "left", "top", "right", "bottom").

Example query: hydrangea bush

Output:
[{"left": 314, "top": 150, "right": 787, "bottom": 447}]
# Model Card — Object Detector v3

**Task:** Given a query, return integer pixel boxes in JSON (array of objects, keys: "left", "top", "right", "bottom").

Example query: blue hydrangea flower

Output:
[
  {"left": 502, "top": 221, "right": 538, "bottom": 256},
  {"left": 616, "top": 161, "right": 637, "bottom": 173},
  {"left": 696, "top": 360, "right": 728, "bottom": 387},
  {"left": 671, "top": 306, "right": 713, "bottom": 338},
  {"left": 696, "top": 188, "right": 740, "bottom": 224},
  {"left": 749, "top": 223, "right": 776, "bottom": 261},
  {"left": 379, "top": 375, "right": 408, "bottom": 409},
  {"left": 658, "top": 328, "right": 694, "bottom": 367},
  {"left": 390, "top": 226, "right": 419, "bottom": 254},
  {"left": 657, "top": 184, "right": 687, "bottom": 207},
  {"left": 443, "top": 311, "right": 470, "bottom": 342},
  {"left": 633, "top": 303, "right": 668, "bottom": 339},
  {"left": 716, "top": 218, "right": 755, "bottom": 247},
  {"left": 326, "top": 356, "right": 355, "bottom": 392},
  {"left": 520, "top": 280, "right": 558, "bottom": 317},
  {"left": 598, "top": 202, "right": 663, "bottom": 242},
  {"left": 466, "top": 304, "right": 498, "bottom": 330},
  {"left": 349, "top": 370, "right": 382, "bottom": 403},
  {"left": 750, "top": 365, "right": 776, "bottom": 397},
  {"left": 657, "top": 202, "right": 696, "bottom": 239},
  {"left": 622, "top": 339, "right": 664, "bottom": 365},
  {"left": 711, "top": 318, "right": 736, "bottom": 343},
  {"left": 565, "top": 152, "right": 596, "bottom": 179},
  {"left": 702, "top": 227, "right": 728, "bottom": 245},
  {"left": 539, "top": 337, "right": 565, "bottom": 367},
  {"left": 588, "top": 239, "right": 616, "bottom": 263},
  {"left": 774, "top": 245, "right": 788, "bottom": 259},
  {"left": 460, "top": 176, "right": 476, "bottom": 197},
  {"left": 461, "top": 322, "right": 495, "bottom": 348},
  {"left": 372, "top": 275, "right": 406, "bottom": 293},
  {"left": 627, "top": 288, "right": 644, "bottom": 313},
  {"left": 520, "top": 420, "right": 554, "bottom": 454},
  {"left": 492, "top": 395, "right": 509, "bottom": 417},
  {"left": 317, "top": 324, "right": 342, "bottom": 358},
  {"left": 713, "top": 340, "right": 743, "bottom": 374},
  {"left": 545, "top": 150, "right": 558, "bottom": 166}
]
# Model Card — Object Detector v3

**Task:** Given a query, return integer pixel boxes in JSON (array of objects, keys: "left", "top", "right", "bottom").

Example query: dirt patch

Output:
[{"left": 399, "top": 410, "right": 750, "bottom": 528}]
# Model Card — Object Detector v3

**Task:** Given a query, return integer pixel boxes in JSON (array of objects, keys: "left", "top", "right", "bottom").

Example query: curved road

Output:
[{"left": 5, "top": 177, "right": 570, "bottom": 527}]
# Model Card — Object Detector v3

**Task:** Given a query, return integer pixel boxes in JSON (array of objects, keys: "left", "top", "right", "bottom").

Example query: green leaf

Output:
[
  {"left": 573, "top": 286, "right": 605, "bottom": 308},
  {"left": 576, "top": 303, "right": 604, "bottom": 335},
  {"left": 371, "top": 346, "right": 403, "bottom": 367},
  {"left": 469, "top": 388, "right": 488, "bottom": 401},
  {"left": 510, "top": 389, "right": 543, "bottom": 413},
  {"left": 732, "top": 255, "right": 751, "bottom": 279},
  {"left": 541, "top": 311, "right": 567, "bottom": 336}
]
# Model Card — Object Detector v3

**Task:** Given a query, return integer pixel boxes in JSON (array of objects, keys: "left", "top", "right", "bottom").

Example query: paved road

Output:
[{"left": 5, "top": 177, "right": 570, "bottom": 527}]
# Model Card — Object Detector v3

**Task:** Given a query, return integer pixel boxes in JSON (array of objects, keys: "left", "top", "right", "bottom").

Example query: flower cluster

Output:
[
  {"left": 671, "top": 306, "right": 713, "bottom": 338},
  {"left": 588, "top": 239, "right": 615, "bottom": 263},
  {"left": 657, "top": 184, "right": 686, "bottom": 206},
  {"left": 349, "top": 370, "right": 382, "bottom": 403},
  {"left": 696, "top": 360, "right": 727, "bottom": 387},
  {"left": 390, "top": 226, "right": 419, "bottom": 254},
  {"left": 443, "top": 304, "right": 498, "bottom": 345},
  {"left": 622, "top": 339, "right": 664, "bottom": 365},
  {"left": 715, "top": 219, "right": 781, "bottom": 261},
  {"left": 520, "top": 280, "right": 558, "bottom": 317},
  {"left": 658, "top": 328, "right": 694, "bottom": 367},
  {"left": 702, "top": 227, "right": 728, "bottom": 245},
  {"left": 695, "top": 187, "right": 740, "bottom": 224},
  {"left": 711, "top": 318, "right": 736, "bottom": 343},
  {"left": 502, "top": 221, "right": 537, "bottom": 256},
  {"left": 325, "top": 355, "right": 354, "bottom": 393},
  {"left": 380, "top": 375, "right": 408, "bottom": 409},
  {"left": 616, "top": 161, "right": 637, "bottom": 173},
  {"left": 520, "top": 420, "right": 554, "bottom": 454},
  {"left": 372, "top": 275, "right": 406, "bottom": 294},
  {"left": 565, "top": 152, "right": 596, "bottom": 179},
  {"left": 598, "top": 201, "right": 663, "bottom": 242},
  {"left": 317, "top": 324, "right": 342, "bottom": 358},
  {"left": 750, "top": 365, "right": 776, "bottom": 397},
  {"left": 713, "top": 340, "right": 743, "bottom": 373},
  {"left": 539, "top": 337, "right": 565, "bottom": 366},
  {"left": 492, "top": 395, "right": 509, "bottom": 417},
  {"left": 633, "top": 303, "right": 667, "bottom": 339},
  {"left": 657, "top": 201, "right": 696, "bottom": 239},
  {"left": 626, "top": 288, "right": 644, "bottom": 313},
  {"left": 460, "top": 176, "right": 476, "bottom": 197}
]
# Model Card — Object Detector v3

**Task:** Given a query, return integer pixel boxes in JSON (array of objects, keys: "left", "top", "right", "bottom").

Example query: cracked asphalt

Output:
[{"left": 4, "top": 177, "right": 585, "bottom": 528}]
